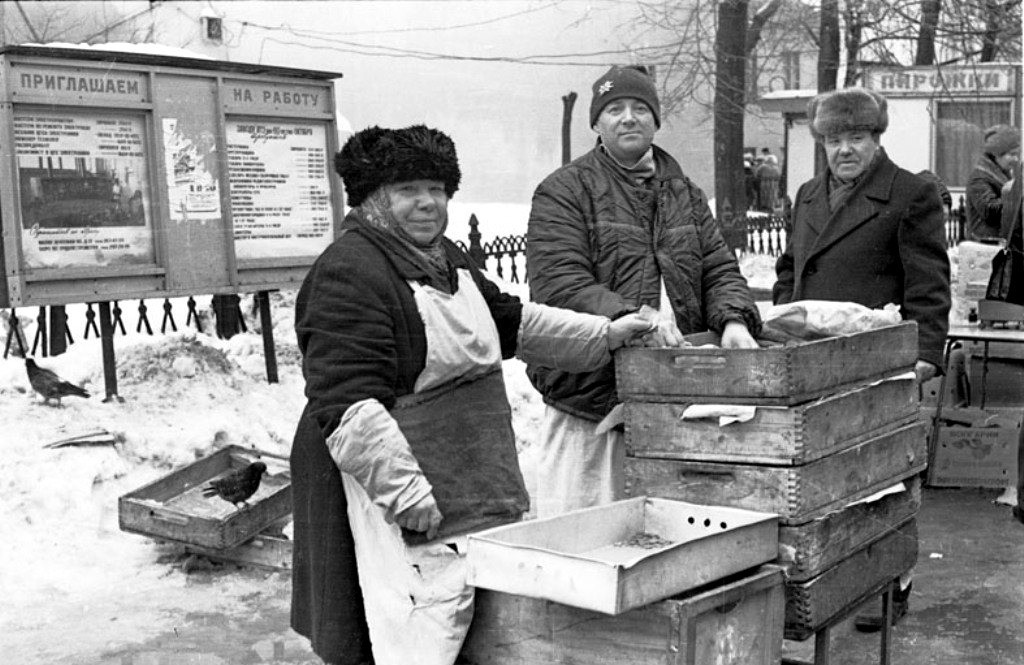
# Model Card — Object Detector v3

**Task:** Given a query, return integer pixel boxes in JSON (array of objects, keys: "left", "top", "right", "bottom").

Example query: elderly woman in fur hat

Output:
[
  {"left": 289, "top": 125, "right": 654, "bottom": 665},
  {"left": 774, "top": 88, "right": 951, "bottom": 631},
  {"left": 966, "top": 123, "right": 1020, "bottom": 241}
]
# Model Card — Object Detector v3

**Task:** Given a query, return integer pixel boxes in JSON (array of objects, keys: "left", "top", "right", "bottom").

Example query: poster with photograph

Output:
[
  {"left": 227, "top": 121, "right": 334, "bottom": 260},
  {"left": 14, "top": 111, "right": 155, "bottom": 270},
  {"left": 163, "top": 117, "right": 222, "bottom": 223}
]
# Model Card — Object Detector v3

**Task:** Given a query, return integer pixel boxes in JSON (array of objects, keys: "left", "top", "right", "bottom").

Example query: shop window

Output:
[
  {"left": 781, "top": 52, "right": 800, "bottom": 90},
  {"left": 935, "top": 101, "right": 1012, "bottom": 187}
]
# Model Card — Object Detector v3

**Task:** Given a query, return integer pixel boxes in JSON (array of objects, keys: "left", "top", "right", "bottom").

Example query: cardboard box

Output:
[
  {"left": 929, "top": 407, "right": 1023, "bottom": 487},
  {"left": 466, "top": 497, "right": 778, "bottom": 615},
  {"left": 464, "top": 566, "right": 784, "bottom": 665}
]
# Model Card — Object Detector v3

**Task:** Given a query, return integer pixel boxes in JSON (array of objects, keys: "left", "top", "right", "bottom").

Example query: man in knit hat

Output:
[
  {"left": 525, "top": 65, "right": 761, "bottom": 518},
  {"left": 966, "top": 123, "right": 1020, "bottom": 240},
  {"left": 774, "top": 87, "right": 951, "bottom": 631}
]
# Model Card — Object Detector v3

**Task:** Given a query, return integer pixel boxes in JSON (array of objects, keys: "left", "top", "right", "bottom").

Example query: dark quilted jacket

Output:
[{"left": 525, "top": 144, "right": 760, "bottom": 420}]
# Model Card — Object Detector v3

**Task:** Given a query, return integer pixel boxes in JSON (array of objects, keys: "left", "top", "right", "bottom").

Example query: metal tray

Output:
[{"left": 466, "top": 497, "right": 778, "bottom": 615}]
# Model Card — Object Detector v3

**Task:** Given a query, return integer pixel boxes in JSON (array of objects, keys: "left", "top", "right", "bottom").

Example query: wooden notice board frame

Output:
[{"left": 0, "top": 45, "right": 344, "bottom": 309}]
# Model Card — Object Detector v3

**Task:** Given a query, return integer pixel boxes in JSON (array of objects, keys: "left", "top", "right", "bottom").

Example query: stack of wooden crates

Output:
[{"left": 617, "top": 322, "right": 926, "bottom": 642}]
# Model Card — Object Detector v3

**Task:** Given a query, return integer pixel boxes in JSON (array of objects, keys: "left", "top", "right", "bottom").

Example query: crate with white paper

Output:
[{"left": 466, "top": 497, "right": 778, "bottom": 615}]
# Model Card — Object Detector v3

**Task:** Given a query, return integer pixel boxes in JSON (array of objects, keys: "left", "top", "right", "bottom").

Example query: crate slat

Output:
[
  {"left": 625, "top": 422, "right": 926, "bottom": 524},
  {"left": 615, "top": 323, "right": 918, "bottom": 406},
  {"left": 625, "top": 377, "right": 918, "bottom": 465},
  {"left": 779, "top": 476, "right": 921, "bottom": 582},
  {"left": 784, "top": 519, "right": 918, "bottom": 640}
]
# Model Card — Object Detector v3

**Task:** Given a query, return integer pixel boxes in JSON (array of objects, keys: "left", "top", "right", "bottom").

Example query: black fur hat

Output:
[
  {"left": 334, "top": 125, "right": 461, "bottom": 207},
  {"left": 807, "top": 88, "right": 889, "bottom": 141}
]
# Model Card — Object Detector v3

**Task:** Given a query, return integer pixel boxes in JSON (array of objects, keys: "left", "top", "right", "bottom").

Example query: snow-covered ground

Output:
[{"left": 1, "top": 223, "right": 964, "bottom": 662}]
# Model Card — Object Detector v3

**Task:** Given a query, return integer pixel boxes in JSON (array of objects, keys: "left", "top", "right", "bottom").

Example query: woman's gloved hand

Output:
[
  {"left": 626, "top": 304, "right": 684, "bottom": 348},
  {"left": 394, "top": 492, "right": 443, "bottom": 540},
  {"left": 720, "top": 320, "right": 760, "bottom": 349},
  {"left": 607, "top": 312, "right": 660, "bottom": 350}
]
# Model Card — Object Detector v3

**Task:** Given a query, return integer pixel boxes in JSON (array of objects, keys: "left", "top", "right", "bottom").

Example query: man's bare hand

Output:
[
  {"left": 720, "top": 320, "right": 759, "bottom": 349},
  {"left": 395, "top": 493, "right": 443, "bottom": 540},
  {"left": 914, "top": 360, "right": 938, "bottom": 385}
]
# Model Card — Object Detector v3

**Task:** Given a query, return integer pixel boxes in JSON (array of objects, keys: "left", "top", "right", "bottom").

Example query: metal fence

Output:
[{"left": 459, "top": 198, "right": 968, "bottom": 283}]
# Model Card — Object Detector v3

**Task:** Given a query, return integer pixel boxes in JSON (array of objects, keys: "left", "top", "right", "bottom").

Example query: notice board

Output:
[{"left": 0, "top": 45, "right": 343, "bottom": 307}]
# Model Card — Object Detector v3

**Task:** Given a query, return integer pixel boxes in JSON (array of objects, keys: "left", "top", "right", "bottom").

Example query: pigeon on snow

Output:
[{"left": 25, "top": 357, "right": 90, "bottom": 406}]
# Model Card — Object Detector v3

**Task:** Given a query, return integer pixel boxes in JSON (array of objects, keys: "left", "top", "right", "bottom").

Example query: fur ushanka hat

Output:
[
  {"left": 982, "top": 124, "right": 1021, "bottom": 157},
  {"left": 334, "top": 125, "right": 461, "bottom": 207},
  {"left": 807, "top": 88, "right": 889, "bottom": 141}
]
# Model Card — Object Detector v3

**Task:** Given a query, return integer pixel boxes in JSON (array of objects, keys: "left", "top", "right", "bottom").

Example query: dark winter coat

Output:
[
  {"left": 966, "top": 152, "right": 1012, "bottom": 241},
  {"left": 773, "top": 149, "right": 951, "bottom": 368},
  {"left": 290, "top": 214, "right": 523, "bottom": 665},
  {"left": 525, "top": 143, "right": 760, "bottom": 420}
]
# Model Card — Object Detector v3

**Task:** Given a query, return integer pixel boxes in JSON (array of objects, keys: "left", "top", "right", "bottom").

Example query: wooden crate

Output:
[
  {"left": 463, "top": 566, "right": 784, "bottom": 665},
  {"left": 615, "top": 322, "right": 917, "bottom": 406},
  {"left": 784, "top": 519, "right": 918, "bottom": 640},
  {"left": 625, "top": 422, "right": 926, "bottom": 524},
  {"left": 119, "top": 445, "right": 291, "bottom": 550},
  {"left": 779, "top": 476, "right": 921, "bottom": 582},
  {"left": 625, "top": 376, "right": 918, "bottom": 465}
]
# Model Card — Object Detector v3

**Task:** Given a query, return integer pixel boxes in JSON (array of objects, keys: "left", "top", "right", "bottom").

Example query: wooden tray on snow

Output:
[{"left": 119, "top": 445, "right": 291, "bottom": 550}]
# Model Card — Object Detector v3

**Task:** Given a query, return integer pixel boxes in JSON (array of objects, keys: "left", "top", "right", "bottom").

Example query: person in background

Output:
[
  {"left": 966, "top": 124, "right": 1020, "bottom": 241},
  {"left": 756, "top": 153, "right": 782, "bottom": 213},
  {"left": 289, "top": 124, "right": 654, "bottom": 665},
  {"left": 744, "top": 155, "right": 758, "bottom": 210},
  {"left": 774, "top": 87, "right": 951, "bottom": 632},
  {"left": 525, "top": 64, "right": 762, "bottom": 519}
]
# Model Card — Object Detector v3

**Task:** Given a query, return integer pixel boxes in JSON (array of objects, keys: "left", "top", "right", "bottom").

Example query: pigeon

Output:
[
  {"left": 25, "top": 357, "right": 90, "bottom": 406},
  {"left": 202, "top": 461, "right": 268, "bottom": 509}
]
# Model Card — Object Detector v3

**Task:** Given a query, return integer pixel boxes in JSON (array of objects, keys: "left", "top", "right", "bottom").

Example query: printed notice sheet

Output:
[
  {"left": 14, "top": 111, "right": 155, "bottom": 269},
  {"left": 227, "top": 121, "right": 333, "bottom": 260}
]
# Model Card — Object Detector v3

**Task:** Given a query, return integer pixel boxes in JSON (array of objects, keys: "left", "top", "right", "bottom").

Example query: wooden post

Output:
[
  {"left": 49, "top": 305, "right": 68, "bottom": 356},
  {"left": 98, "top": 301, "right": 124, "bottom": 403},
  {"left": 561, "top": 92, "right": 578, "bottom": 166},
  {"left": 257, "top": 290, "right": 278, "bottom": 384}
]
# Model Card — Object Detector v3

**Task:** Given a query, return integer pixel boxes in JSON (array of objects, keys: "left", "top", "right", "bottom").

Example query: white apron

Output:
[{"left": 343, "top": 269, "right": 505, "bottom": 665}]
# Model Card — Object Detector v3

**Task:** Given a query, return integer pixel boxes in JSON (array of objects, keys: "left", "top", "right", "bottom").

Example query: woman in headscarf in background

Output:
[
  {"left": 289, "top": 125, "right": 654, "bottom": 665},
  {"left": 966, "top": 124, "right": 1020, "bottom": 241}
]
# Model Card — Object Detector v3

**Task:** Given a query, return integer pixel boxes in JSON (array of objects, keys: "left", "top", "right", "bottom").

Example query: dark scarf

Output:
[
  {"left": 827, "top": 149, "right": 883, "bottom": 212},
  {"left": 353, "top": 188, "right": 456, "bottom": 293}
]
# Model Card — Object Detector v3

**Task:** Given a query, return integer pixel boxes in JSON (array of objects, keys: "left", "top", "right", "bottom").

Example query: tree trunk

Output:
[
  {"left": 915, "top": 0, "right": 940, "bottom": 65},
  {"left": 980, "top": 0, "right": 1000, "bottom": 62},
  {"left": 715, "top": 0, "right": 749, "bottom": 251},
  {"left": 815, "top": 0, "right": 840, "bottom": 174}
]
